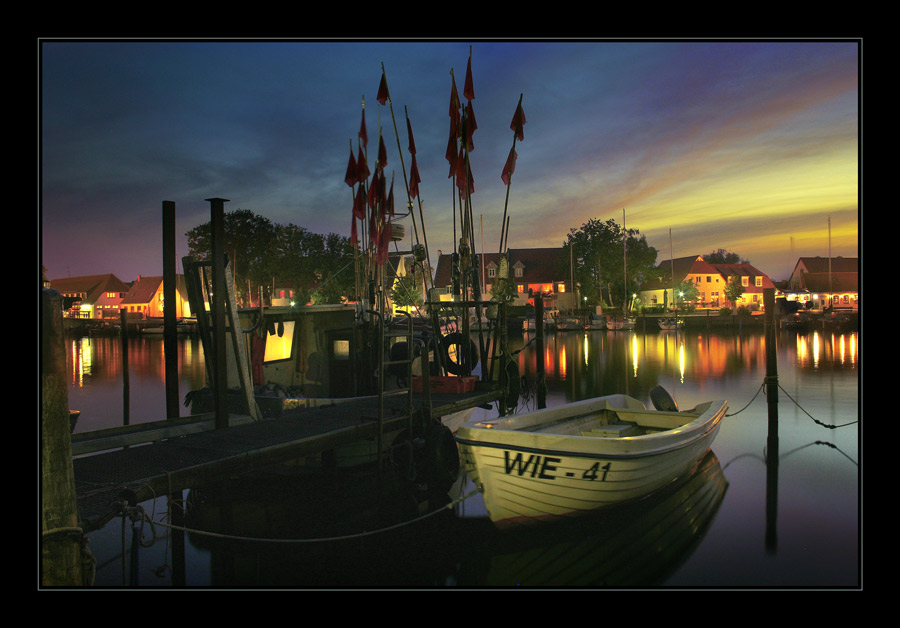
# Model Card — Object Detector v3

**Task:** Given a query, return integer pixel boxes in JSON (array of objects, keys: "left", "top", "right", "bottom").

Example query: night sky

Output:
[{"left": 39, "top": 39, "right": 859, "bottom": 284}]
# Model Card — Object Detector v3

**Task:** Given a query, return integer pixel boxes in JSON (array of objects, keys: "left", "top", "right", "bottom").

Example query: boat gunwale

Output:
[{"left": 456, "top": 399, "right": 728, "bottom": 459}]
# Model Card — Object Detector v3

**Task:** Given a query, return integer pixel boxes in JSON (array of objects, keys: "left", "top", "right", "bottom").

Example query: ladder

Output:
[{"left": 370, "top": 309, "right": 431, "bottom": 469}]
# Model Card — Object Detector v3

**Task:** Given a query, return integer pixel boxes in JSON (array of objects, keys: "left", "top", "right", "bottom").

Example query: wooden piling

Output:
[
  {"left": 763, "top": 287, "right": 779, "bottom": 552},
  {"left": 535, "top": 294, "right": 546, "bottom": 409},
  {"left": 41, "top": 289, "right": 87, "bottom": 586},
  {"left": 208, "top": 198, "right": 230, "bottom": 429}
]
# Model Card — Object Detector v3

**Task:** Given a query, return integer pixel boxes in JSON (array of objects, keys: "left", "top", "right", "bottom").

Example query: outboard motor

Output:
[{"left": 650, "top": 385, "right": 679, "bottom": 412}]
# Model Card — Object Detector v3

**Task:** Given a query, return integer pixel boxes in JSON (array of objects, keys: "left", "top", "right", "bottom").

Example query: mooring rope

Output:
[
  {"left": 116, "top": 483, "right": 481, "bottom": 547},
  {"left": 725, "top": 378, "right": 858, "bottom": 430}
]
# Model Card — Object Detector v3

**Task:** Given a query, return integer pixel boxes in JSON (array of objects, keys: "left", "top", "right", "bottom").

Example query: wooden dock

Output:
[{"left": 72, "top": 389, "right": 500, "bottom": 533}]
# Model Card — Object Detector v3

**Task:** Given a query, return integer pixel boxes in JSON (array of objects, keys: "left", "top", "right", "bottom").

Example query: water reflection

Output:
[{"left": 518, "top": 328, "right": 858, "bottom": 408}]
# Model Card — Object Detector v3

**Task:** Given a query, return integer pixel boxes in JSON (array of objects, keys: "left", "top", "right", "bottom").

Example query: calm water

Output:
[{"left": 62, "top": 324, "right": 860, "bottom": 589}]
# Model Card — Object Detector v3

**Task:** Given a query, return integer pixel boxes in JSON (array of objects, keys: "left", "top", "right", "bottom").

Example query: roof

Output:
[
  {"left": 47, "top": 274, "right": 130, "bottom": 303},
  {"left": 799, "top": 272, "right": 859, "bottom": 293},
  {"left": 433, "top": 247, "right": 568, "bottom": 287},
  {"left": 795, "top": 256, "right": 858, "bottom": 274},
  {"left": 120, "top": 275, "right": 188, "bottom": 305}
]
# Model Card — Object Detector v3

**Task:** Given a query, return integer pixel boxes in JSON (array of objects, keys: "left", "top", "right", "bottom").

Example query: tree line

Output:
[
  {"left": 186, "top": 209, "right": 750, "bottom": 309},
  {"left": 185, "top": 209, "right": 355, "bottom": 307}
]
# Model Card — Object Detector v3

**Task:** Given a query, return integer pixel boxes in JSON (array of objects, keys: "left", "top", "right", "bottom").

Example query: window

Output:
[
  {"left": 514, "top": 267, "right": 523, "bottom": 277},
  {"left": 263, "top": 320, "right": 295, "bottom": 362},
  {"left": 488, "top": 268, "right": 496, "bottom": 278},
  {"left": 741, "top": 276, "right": 749, "bottom": 287},
  {"left": 755, "top": 276, "right": 763, "bottom": 287}
]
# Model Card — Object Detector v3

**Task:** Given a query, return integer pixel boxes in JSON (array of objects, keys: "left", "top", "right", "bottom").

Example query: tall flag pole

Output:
[
  {"left": 376, "top": 64, "right": 424, "bottom": 256},
  {"left": 499, "top": 93, "right": 526, "bottom": 255}
]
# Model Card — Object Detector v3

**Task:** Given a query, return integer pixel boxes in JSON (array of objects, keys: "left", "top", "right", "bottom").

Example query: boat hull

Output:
[{"left": 456, "top": 395, "right": 726, "bottom": 528}]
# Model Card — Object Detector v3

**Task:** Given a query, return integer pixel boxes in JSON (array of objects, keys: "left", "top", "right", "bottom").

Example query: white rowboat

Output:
[{"left": 456, "top": 390, "right": 727, "bottom": 528}]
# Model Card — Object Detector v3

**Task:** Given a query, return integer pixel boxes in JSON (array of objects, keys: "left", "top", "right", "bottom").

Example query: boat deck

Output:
[{"left": 72, "top": 389, "right": 500, "bottom": 533}]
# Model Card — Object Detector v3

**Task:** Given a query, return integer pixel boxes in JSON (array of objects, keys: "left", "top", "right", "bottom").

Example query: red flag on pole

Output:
[
  {"left": 387, "top": 178, "right": 395, "bottom": 218},
  {"left": 501, "top": 146, "right": 517, "bottom": 186},
  {"left": 359, "top": 108, "right": 368, "bottom": 148},
  {"left": 377, "top": 71, "right": 390, "bottom": 105},
  {"left": 456, "top": 146, "right": 474, "bottom": 194},
  {"left": 344, "top": 147, "right": 358, "bottom": 187},
  {"left": 463, "top": 55, "right": 475, "bottom": 101},
  {"left": 410, "top": 154, "right": 421, "bottom": 199},
  {"left": 356, "top": 146, "right": 369, "bottom": 183},
  {"left": 510, "top": 98, "right": 527, "bottom": 141},
  {"left": 353, "top": 185, "right": 366, "bottom": 220},
  {"left": 406, "top": 116, "right": 417, "bottom": 155},
  {"left": 445, "top": 128, "right": 458, "bottom": 173},
  {"left": 377, "top": 135, "right": 388, "bottom": 171},
  {"left": 465, "top": 101, "right": 477, "bottom": 152},
  {"left": 448, "top": 74, "right": 461, "bottom": 138}
]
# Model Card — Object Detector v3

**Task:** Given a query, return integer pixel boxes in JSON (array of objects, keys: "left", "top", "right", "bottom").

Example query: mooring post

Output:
[
  {"left": 120, "top": 308, "right": 130, "bottom": 426},
  {"left": 535, "top": 294, "right": 546, "bottom": 409},
  {"left": 163, "top": 201, "right": 179, "bottom": 420},
  {"left": 162, "top": 200, "right": 185, "bottom": 585},
  {"left": 208, "top": 198, "right": 230, "bottom": 429},
  {"left": 41, "top": 288, "right": 87, "bottom": 586},
  {"left": 763, "top": 287, "right": 779, "bottom": 552}
]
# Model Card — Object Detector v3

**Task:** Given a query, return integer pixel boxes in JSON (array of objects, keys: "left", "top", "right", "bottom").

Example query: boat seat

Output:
[
  {"left": 613, "top": 409, "right": 696, "bottom": 430},
  {"left": 581, "top": 422, "right": 640, "bottom": 438}
]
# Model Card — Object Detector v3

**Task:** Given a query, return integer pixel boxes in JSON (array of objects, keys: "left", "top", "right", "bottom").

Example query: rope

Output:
[
  {"left": 116, "top": 482, "right": 482, "bottom": 547},
  {"left": 725, "top": 377, "right": 858, "bottom": 430},
  {"left": 724, "top": 382, "right": 765, "bottom": 417}
]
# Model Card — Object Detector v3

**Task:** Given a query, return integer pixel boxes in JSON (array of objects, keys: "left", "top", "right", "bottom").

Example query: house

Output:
[
  {"left": 787, "top": 257, "right": 858, "bottom": 310},
  {"left": 432, "top": 248, "right": 571, "bottom": 306},
  {"left": 47, "top": 274, "right": 130, "bottom": 319},
  {"left": 119, "top": 275, "right": 192, "bottom": 320},
  {"left": 639, "top": 255, "right": 776, "bottom": 311}
]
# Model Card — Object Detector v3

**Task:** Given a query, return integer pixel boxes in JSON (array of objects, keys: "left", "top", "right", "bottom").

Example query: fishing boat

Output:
[
  {"left": 584, "top": 313, "right": 606, "bottom": 331},
  {"left": 608, "top": 316, "right": 636, "bottom": 331},
  {"left": 658, "top": 317, "right": 684, "bottom": 330},
  {"left": 455, "top": 388, "right": 727, "bottom": 528},
  {"left": 556, "top": 317, "right": 582, "bottom": 332}
]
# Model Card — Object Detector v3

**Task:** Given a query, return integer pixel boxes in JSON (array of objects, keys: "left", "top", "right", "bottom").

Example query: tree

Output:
[
  {"left": 391, "top": 262, "right": 424, "bottom": 310},
  {"left": 724, "top": 277, "right": 746, "bottom": 308},
  {"left": 185, "top": 209, "right": 354, "bottom": 306},
  {"left": 704, "top": 248, "right": 749, "bottom": 264},
  {"left": 185, "top": 209, "right": 277, "bottom": 305},
  {"left": 561, "top": 218, "right": 658, "bottom": 309},
  {"left": 674, "top": 280, "right": 699, "bottom": 310}
]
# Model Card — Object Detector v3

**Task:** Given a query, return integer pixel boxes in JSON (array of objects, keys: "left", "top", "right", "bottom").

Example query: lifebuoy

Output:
[{"left": 439, "top": 332, "right": 479, "bottom": 376}]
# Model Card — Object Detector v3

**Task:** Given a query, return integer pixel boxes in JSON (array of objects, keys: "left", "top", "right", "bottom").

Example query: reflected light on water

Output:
[
  {"left": 71, "top": 337, "right": 92, "bottom": 388},
  {"left": 632, "top": 334, "right": 638, "bottom": 378},
  {"left": 795, "top": 331, "right": 858, "bottom": 369}
]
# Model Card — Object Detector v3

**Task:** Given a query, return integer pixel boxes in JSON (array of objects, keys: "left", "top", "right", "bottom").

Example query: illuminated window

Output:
[
  {"left": 557, "top": 283, "right": 566, "bottom": 293},
  {"left": 263, "top": 320, "right": 295, "bottom": 362}
]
